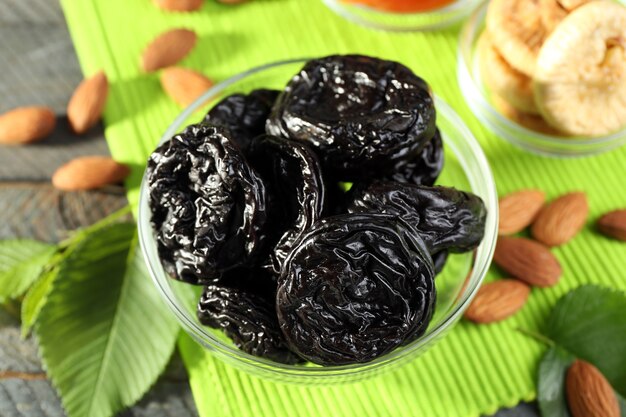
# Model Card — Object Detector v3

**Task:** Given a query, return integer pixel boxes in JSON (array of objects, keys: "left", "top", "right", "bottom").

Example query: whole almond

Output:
[
  {"left": 0, "top": 107, "right": 56, "bottom": 145},
  {"left": 464, "top": 279, "right": 530, "bottom": 323},
  {"left": 52, "top": 156, "right": 130, "bottom": 191},
  {"left": 141, "top": 29, "right": 197, "bottom": 73},
  {"left": 160, "top": 67, "right": 214, "bottom": 107},
  {"left": 531, "top": 192, "right": 589, "bottom": 246},
  {"left": 67, "top": 71, "right": 108, "bottom": 134},
  {"left": 153, "top": 0, "right": 203, "bottom": 11},
  {"left": 597, "top": 209, "right": 626, "bottom": 241},
  {"left": 498, "top": 189, "right": 546, "bottom": 235},
  {"left": 493, "top": 237, "right": 562, "bottom": 287},
  {"left": 566, "top": 360, "right": 619, "bottom": 417}
]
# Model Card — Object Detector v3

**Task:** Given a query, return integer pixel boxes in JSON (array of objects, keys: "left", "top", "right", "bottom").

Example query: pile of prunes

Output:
[{"left": 147, "top": 55, "right": 487, "bottom": 366}]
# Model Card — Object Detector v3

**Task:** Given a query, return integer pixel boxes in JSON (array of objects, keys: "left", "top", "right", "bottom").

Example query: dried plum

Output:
[
  {"left": 385, "top": 128, "right": 444, "bottom": 187},
  {"left": 247, "top": 135, "right": 325, "bottom": 272},
  {"left": 266, "top": 55, "right": 436, "bottom": 180},
  {"left": 147, "top": 124, "right": 267, "bottom": 284},
  {"left": 348, "top": 181, "right": 486, "bottom": 254},
  {"left": 276, "top": 213, "right": 436, "bottom": 365},
  {"left": 198, "top": 273, "right": 302, "bottom": 364},
  {"left": 204, "top": 89, "right": 279, "bottom": 151}
]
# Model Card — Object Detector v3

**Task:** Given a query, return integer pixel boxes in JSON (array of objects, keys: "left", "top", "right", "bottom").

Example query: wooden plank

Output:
[
  {"left": 0, "top": 184, "right": 126, "bottom": 243},
  {"left": 0, "top": 0, "right": 109, "bottom": 182}
]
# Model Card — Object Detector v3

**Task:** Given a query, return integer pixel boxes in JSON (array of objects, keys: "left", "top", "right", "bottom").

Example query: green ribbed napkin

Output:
[{"left": 60, "top": 0, "right": 626, "bottom": 415}]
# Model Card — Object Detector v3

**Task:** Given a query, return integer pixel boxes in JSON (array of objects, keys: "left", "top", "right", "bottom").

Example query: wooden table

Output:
[{"left": 0, "top": 1, "right": 538, "bottom": 415}]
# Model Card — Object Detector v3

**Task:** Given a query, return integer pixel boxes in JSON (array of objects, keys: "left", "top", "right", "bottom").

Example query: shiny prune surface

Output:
[
  {"left": 204, "top": 89, "right": 279, "bottom": 151},
  {"left": 385, "top": 129, "right": 444, "bottom": 187},
  {"left": 276, "top": 213, "right": 436, "bottom": 365},
  {"left": 348, "top": 181, "right": 486, "bottom": 254},
  {"left": 247, "top": 135, "right": 325, "bottom": 272},
  {"left": 147, "top": 124, "right": 267, "bottom": 284},
  {"left": 198, "top": 271, "right": 302, "bottom": 365},
  {"left": 266, "top": 55, "right": 437, "bottom": 180}
]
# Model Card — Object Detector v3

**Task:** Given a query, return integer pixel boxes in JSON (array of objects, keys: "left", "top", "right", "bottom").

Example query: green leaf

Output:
[
  {"left": 36, "top": 223, "right": 179, "bottom": 417},
  {"left": 544, "top": 284, "right": 626, "bottom": 395},
  {"left": 538, "top": 347, "right": 626, "bottom": 417},
  {"left": 21, "top": 239, "right": 84, "bottom": 337},
  {"left": 537, "top": 347, "right": 575, "bottom": 417},
  {"left": 0, "top": 239, "right": 56, "bottom": 303},
  {"left": 535, "top": 285, "right": 626, "bottom": 417},
  {"left": 21, "top": 265, "right": 60, "bottom": 337}
]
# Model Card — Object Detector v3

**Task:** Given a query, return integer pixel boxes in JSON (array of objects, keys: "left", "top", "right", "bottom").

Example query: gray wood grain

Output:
[{"left": 0, "top": 0, "right": 110, "bottom": 182}]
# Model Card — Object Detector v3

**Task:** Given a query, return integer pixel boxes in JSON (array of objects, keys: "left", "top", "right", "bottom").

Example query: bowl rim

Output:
[
  {"left": 321, "top": 0, "right": 483, "bottom": 32},
  {"left": 457, "top": 1, "right": 626, "bottom": 156},
  {"left": 138, "top": 57, "right": 499, "bottom": 379}
]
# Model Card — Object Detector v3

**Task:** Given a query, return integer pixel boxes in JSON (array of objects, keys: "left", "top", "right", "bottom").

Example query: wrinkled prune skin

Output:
[
  {"left": 348, "top": 181, "right": 487, "bottom": 254},
  {"left": 204, "top": 89, "right": 279, "bottom": 151},
  {"left": 385, "top": 129, "right": 444, "bottom": 187},
  {"left": 433, "top": 250, "right": 449, "bottom": 275},
  {"left": 147, "top": 124, "right": 267, "bottom": 284},
  {"left": 266, "top": 55, "right": 437, "bottom": 180},
  {"left": 198, "top": 273, "right": 302, "bottom": 365},
  {"left": 276, "top": 213, "right": 436, "bottom": 365},
  {"left": 247, "top": 135, "right": 325, "bottom": 272}
]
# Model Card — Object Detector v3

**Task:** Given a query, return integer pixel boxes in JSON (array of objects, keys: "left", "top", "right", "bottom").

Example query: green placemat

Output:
[{"left": 60, "top": 1, "right": 626, "bottom": 416}]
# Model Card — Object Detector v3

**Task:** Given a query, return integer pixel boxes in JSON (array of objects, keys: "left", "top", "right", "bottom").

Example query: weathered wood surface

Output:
[
  {"left": 0, "top": 0, "right": 109, "bottom": 182},
  {"left": 0, "top": 0, "right": 537, "bottom": 416}
]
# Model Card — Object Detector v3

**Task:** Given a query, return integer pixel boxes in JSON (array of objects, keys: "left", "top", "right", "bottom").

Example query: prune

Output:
[
  {"left": 204, "top": 89, "right": 279, "bottom": 151},
  {"left": 147, "top": 124, "right": 267, "bottom": 284},
  {"left": 247, "top": 135, "right": 325, "bottom": 272},
  {"left": 385, "top": 129, "right": 444, "bottom": 187},
  {"left": 198, "top": 271, "right": 302, "bottom": 365},
  {"left": 266, "top": 55, "right": 437, "bottom": 180},
  {"left": 433, "top": 250, "right": 449, "bottom": 275},
  {"left": 276, "top": 213, "right": 436, "bottom": 365},
  {"left": 348, "top": 181, "right": 487, "bottom": 254}
]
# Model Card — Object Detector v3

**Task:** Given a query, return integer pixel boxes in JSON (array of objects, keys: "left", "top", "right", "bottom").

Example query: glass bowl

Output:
[
  {"left": 322, "top": 0, "right": 483, "bottom": 31},
  {"left": 138, "top": 58, "right": 498, "bottom": 384},
  {"left": 457, "top": 1, "right": 626, "bottom": 157}
]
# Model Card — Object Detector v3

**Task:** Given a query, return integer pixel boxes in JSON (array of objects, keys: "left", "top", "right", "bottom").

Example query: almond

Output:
[
  {"left": 464, "top": 279, "right": 530, "bottom": 323},
  {"left": 67, "top": 71, "right": 109, "bottom": 134},
  {"left": 0, "top": 107, "right": 56, "bottom": 145},
  {"left": 52, "top": 156, "right": 130, "bottom": 191},
  {"left": 493, "top": 237, "right": 562, "bottom": 287},
  {"left": 160, "top": 67, "right": 214, "bottom": 107},
  {"left": 498, "top": 189, "right": 546, "bottom": 235},
  {"left": 153, "top": 0, "right": 203, "bottom": 11},
  {"left": 597, "top": 209, "right": 626, "bottom": 241},
  {"left": 566, "top": 360, "right": 620, "bottom": 417},
  {"left": 531, "top": 192, "right": 589, "bottom": 246},
  {"left": 141, "top": 29, "right": 197, "bottom": 73}
]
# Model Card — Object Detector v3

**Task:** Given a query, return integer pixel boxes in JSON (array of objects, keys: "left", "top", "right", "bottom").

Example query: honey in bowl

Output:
[{"left": 342, "top": 0, "right": 456, "bottom": 13}]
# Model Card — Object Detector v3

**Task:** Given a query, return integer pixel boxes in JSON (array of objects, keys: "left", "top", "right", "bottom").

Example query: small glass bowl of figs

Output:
[
  {"left": 458, "top": 0, "right": 626, "bottom": 157},
  {"left": 138, "top": 56, "right": 498, "bottom": 384}
]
